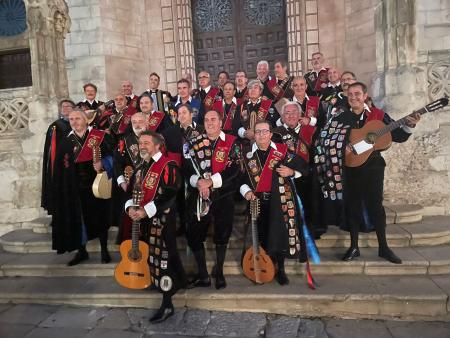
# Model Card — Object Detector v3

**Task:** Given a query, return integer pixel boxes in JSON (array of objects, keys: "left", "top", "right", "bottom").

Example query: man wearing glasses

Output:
[
  {"left": 194, "top": 71, "right": 222, "bottom": 122},
  {"left": 240, "top": 121, "right": 309, "bottom": 285}
]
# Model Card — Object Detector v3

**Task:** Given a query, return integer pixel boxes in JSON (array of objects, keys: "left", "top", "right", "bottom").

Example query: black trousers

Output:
[
  {"left": 344, "top": 157, "right": 386, "bottom": 234},
  {"left": 186, "top": 194, "right": 235, "bottom": 251}
]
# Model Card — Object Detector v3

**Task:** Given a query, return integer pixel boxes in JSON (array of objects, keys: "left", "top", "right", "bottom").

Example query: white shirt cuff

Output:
[
  {"left": 190, "top": 174, "right": 199, "bottom": 188},
  {"left": 240, "top": 184, "right": 252, "bottom": 198},
  {"left": 211, "top": 172, "right": 222, "bottom": 188},
  {"left": 238, "top": 127, "right": 246, "bottom": 138},
  {"left": 276, "top": 118, "right": 282, "bottom": 127},
  {"left": 117, "top": 175, "right": 126, "bottom": 185},
  {"left": 144, "top": 201, "right": 157, "bottom": 218},
  {"left": 124, "top": 199, "right": 136, "bottom": 212},
  {"left": 294, "top": 170, "right": 302, "bottom": 178},
  {"left": 309, "top": 116, "right": 317, "bottom": 126},
  {"left": 401, "top": 125, "right": 413, "bottom": 133}
]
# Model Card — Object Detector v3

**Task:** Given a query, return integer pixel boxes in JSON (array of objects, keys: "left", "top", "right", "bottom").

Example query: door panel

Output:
[{"left": 192, "top": 0, "right": 287, "bottom": 80}]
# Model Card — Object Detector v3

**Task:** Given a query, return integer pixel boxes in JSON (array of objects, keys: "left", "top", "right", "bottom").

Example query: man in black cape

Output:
[
  {"left": 41, "top": 99, "right": 75, "bottom": 215},
  {"left": 51, "top": 108, "right": 113, "bottom": 265}
]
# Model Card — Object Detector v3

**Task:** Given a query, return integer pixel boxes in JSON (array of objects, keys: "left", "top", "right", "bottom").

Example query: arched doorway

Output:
[{"left": 192, "top": 0, "right": 288, "bottom": 79}]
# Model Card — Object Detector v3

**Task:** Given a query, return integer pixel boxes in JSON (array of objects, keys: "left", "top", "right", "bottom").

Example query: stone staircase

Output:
[{"left": 0, "top": 204, "right": 450, "bottom": 321}]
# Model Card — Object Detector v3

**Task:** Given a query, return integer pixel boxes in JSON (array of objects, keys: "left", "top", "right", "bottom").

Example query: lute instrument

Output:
[
  {"left": 345, "top": 98, "right": 449, "bottom": 167},
  {"left": 92, "top": 139, "right": 112, "bottom": 199},
  {"left": 242, "top": 198, "right": 275, "bottom": 284},
  {"left": 114, "top": 173, "right": 151, "bottom": 289}
]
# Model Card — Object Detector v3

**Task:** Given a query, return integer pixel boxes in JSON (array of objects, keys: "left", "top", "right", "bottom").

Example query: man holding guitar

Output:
[
  {"left": 125, "top": 130, "right": 187, "bottom": 323},
  {"left": 240, "top": 121, "right": 310, "bottom": 286},
  {"left": 314, "top": 82, "right": 420, "bottom": 264}
]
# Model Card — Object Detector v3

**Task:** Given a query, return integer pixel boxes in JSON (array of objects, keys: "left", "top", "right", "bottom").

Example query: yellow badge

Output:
[{"left": 145, "top": 172, "right": 159, "bottom": 189}]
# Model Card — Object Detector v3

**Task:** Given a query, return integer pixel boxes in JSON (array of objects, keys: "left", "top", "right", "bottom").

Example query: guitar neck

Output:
[
  {"left": 375, "top": 107, "right": 426, "bottom": 137},
  {"left": 251, "top": 217, "right": 260, "bottom": 256},
  {"left": 131, "top": 220, "right": 140, "bottom": 251}
]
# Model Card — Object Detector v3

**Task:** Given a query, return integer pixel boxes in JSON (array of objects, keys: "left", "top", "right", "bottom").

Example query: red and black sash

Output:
[
  {"left": 188, "top": 133, "right": 236, "bottom": 177},
  {"left": 240, "top": 99, "right": 273, "bottom": 129},
  {"left": 140, "top": 155, "right": 174, "bottom": 207},
  {"left": 203, "top": 87, "right": 221, "bottom": 111},
  {"left": 74, "top": 128, "right": 105, "bottom": 163},
  {"left": 147, "top": 111, "right": 165, "bottom": 131},
  {"left": 267, "top": 76, "right": 292, "bottom": 101},
  {"left": 116, "top": 105, "right": 137, "bottom": 134},
  {"left": 294, "top": 97, "right": 320, "bottom": 162},
  {"left": 235, "top": 87, "right": 249, "bottom": 106},
  {"left": 212, "top": 100, "right": 236, "bottom": 131},
  {"left": 244, "top": 144, "right": 287, "bottom": 193},
  {"left": 124, "top": 134, "right": 141, "bottom": 167}
]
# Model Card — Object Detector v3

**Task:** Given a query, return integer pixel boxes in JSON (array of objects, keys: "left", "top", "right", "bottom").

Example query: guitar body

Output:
[
  {"left": 345, "top": 120, "right": 392, "bottom": 168},
  {"left": 92, "top": 172, "right": 112, "bottom": 199},
  {"left": 242, "top": 245, "right": 275, "bottom": 284},
  {"left": 115, "top": 239, "right": 151, "bottom": 289}
]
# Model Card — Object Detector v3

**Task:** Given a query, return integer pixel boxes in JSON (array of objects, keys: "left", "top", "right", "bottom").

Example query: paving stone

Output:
[
  {"left": 86, "top": 328, "right": 143, "bottom": 338},
  {"left": 325, "top": 319, "right": 391, "bottom": 338},
  {"left": 0, "top": 304, "right": 58, "bottom": 325},
  {"left": 96, "top": 308, "right": 131, "bottom": 330},
  {"left": 297, "top": 319, "right": 328, "bottom": 338},
  {"left": 144, "top": 308, "right": 187, "bottom": 335},
  {"left": 204, "top": 311, "right": 266, "bottom": 337},
  {"left": 39, "top": 305, "right": 109, "bottom": 329},
  {"left": 0, "top": 303, "right": 13, "bottom": 314},
  {"left": 265, "top": 315, "right": 300, "bottom": 338},
  {"left": 25, "top": 327, "right": 90, "bottom": 338},
  {"left": 179, "top": 309, "right": 211, "bottom": 336},
  {"left": 0, "top": 323, "right": 35, "bottom": 338},
  {"left": 385, "top": 321, "right": 450, "bottom": 338},
  {"left": 127, "top": 308, "right": 151, "bottom": 332}
]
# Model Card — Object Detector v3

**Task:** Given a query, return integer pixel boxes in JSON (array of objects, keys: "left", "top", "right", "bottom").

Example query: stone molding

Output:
[
  {"left": 428, "top": 60, "right": 450, "bottom": 101},
  {"left": 0, "top": 87, "right": 31, "bottom": 136}
]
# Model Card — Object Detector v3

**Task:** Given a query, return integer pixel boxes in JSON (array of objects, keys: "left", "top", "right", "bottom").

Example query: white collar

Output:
[
  {"left": 351, "top": 103, "right": 371, "bottom": 117},
  {"left": 84, "top": 99, "right": 97, "bottom": 105},
  {"left": 248, "top": 97, "right": 261, "bottom": 105},
  {"left": 201, "top": 85, "right": 211, "bottom": 93},
  {"left": 223, "top": 97, "right": 237, "bottom": 105},
  {"left": 127, "top": 93, "right": 135, "bottom": 99},
  {"left": 147, "top": 88, "right": 158, "bottom": 93},
  {"left": 236, "top": 86, "right": 246, "bottom": 92},
  {"left": 293, "top": 93, "right": 309, "bottom": 102},
  {"left": 175, "top": 95, "right": 192, "bottom": 105},
  {"left": 181, "top": 121, "right": 196, "bottom": 130},
  {"left": 219, "top": 131, "right": 226, "bottom": 141},
  {"left": 283, "top": 123, "right": 301, "bottom": 133},
  {"left": 68, "top": 125, "right": 92, "bottom": 137},
  {"left": 313, "top": 67, "right": 327, "bottom": 74},
  {"left": 152, "top": 151, "right": 162, "bottom": 162},
  {"left": 328, "top": 81, "right": 341, "bottom": 88},
  {"left": 251, "top": 141, "right": 277, "bottom": 154}
]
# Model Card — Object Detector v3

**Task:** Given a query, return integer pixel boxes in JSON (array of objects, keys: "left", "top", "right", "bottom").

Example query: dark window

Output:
[{"left": 0, "top": 49, "right": 32, "bottom": 89}]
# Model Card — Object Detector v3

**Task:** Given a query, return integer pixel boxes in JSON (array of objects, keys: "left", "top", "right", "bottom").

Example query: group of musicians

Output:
[{"left": 41, "top": 53, "right": 421, "bottom": 323}]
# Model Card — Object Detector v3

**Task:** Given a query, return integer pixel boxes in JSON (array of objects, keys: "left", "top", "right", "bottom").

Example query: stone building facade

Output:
[{"left": 0, "top": 0, "right": 449, "bottom": 232}]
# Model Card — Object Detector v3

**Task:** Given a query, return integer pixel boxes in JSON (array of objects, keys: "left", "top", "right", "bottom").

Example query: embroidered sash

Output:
[
  {"left": 140, "top": 156, "right": 173, "bottom": 206},
  {"left": 75, "top": 129, "right": 105, "bottom": 163},
  {"left": 212, "top": 100, "right": 237, "bottom": 131},
  {"left": 203, "top": 87, "right": 221, "bottom": 110},
  {"left": 147, "top": 111, "right": 165, "bottom": 131},
  {"left": 267, "top": 76, "right": 292, "bottom": 101}
]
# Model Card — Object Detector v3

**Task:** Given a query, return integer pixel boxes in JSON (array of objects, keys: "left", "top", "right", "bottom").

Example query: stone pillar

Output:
[
  {"left": 175, "top": 0, "right": 196, "bottom": 86},
  {"left": 0, "top": 0, "right": 71, "bottom": 232}
]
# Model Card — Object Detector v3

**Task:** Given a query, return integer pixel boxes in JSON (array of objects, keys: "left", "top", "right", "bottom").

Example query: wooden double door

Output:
[{"left": 192, "top": 0, "right": 287, "bottom": 80}]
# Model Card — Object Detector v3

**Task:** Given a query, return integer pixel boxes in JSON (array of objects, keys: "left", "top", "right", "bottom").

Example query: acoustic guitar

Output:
[
  {"left": 345, "top": 98, "right": 448, "bottom": 168},
  {"left": 92, "top": 141, "right": 112, "bottom": 199},
  {"left": 242, "top": 198, "right": 275, "bottom": 284},
  {"left": 115, "top": 175, "right": 151, "bottom": 289}
]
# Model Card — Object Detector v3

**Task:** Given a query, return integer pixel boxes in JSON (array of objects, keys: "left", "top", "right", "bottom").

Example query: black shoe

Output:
[
  {"left": 275, "top": 270, "right": 289, "bottom": 285},
  {"left": 379, "top": 248, "right": 402, "bottom": 264},
  {"left": 101, "top": 249, "right": 111, "bottom": 264},
  {"left": 67, "top": 250, "right": 89, "bottom": 266},
  {"left": 214, "top": 270, "right": 227, "bottom": 290},
  {"left": 188, "top": 275, "right": 211, "bottom": 288},
  {"left": 149, "top": 306, "right": 174, "bottom": 324},
  {"left": 343, "top": 247, "right": 360, "bottom": 261}
]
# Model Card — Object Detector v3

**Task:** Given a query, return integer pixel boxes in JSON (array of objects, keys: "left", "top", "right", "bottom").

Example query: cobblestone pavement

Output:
[{"left": 0, "top": 304, "right": 449, "bottom": 338}]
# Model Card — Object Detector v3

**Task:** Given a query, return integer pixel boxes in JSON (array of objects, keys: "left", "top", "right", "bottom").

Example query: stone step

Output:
[
  {"left": 2, "top": 216, "right": 449, "bottom": 254},
  {"left": 0, "top": 274, "right": 448, "bottom": 321},
  {"left": 1, "top": 244, "right": 450, "bottom": 278},
  {"left": 25, "top": 203, "right": 425, "bottom": 235}
]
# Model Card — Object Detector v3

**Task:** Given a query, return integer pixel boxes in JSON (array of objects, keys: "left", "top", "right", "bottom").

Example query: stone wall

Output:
[{"left": 378, "top": 0, "right": 450, "bottom": 215}]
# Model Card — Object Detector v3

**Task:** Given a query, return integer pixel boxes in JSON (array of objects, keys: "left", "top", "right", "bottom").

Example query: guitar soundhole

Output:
[
  {"left": 365, "top": 132, "right": 377, "bottom": 144},
  {"left": 128, "top": 250, "right": 142, "bottom": 262}
]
